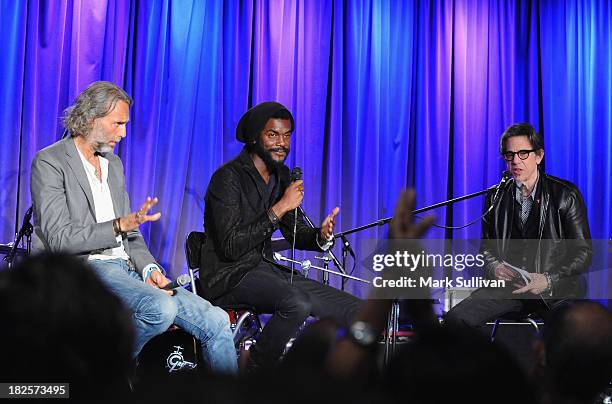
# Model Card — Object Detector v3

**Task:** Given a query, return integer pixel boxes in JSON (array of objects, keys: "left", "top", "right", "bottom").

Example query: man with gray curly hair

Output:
[{"left": 30, "top": 81, "right": 237, "bottom": 374}]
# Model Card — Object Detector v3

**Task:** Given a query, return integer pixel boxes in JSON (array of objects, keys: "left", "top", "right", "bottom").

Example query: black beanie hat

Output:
[{"left": 236, "top": 101, "right": 294, "bottom": 143}]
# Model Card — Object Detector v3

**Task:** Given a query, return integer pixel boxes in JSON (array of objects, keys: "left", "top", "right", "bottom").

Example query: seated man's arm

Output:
[
  {"left": 514, "top": 187, "right": 592, "bottom": 296},
  {"left": 479, "top": 190, "right": 505, "bottom": 279},
  {"left": 118, "top": 190, "right": 158, "bottom": 276},
  {"left": 278, "top": 206, "right": 322, "bottom": 252},
  {"left": 30, "top": 154, "right": 119, "bottom": 255},
  {"left": 548, "top": 188, "right": 592, "bottom": 286}
]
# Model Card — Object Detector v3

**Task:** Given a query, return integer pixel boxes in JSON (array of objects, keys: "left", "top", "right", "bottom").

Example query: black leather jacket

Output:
[
  {"left": 201, "top": 149, "right": 322, "bottom": 300},
  {"left": 481, "top": 173, "right": 592, "bottom": 298}
]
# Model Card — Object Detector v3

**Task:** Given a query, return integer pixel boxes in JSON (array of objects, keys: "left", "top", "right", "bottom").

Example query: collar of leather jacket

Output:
[{"left": 497, "top": 173, "right": 549, "bottom": 241}]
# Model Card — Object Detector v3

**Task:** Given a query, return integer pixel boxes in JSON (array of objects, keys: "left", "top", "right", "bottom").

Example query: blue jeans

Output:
[{"left": 89, "top": 258, "right": 237, "bottom": 374}]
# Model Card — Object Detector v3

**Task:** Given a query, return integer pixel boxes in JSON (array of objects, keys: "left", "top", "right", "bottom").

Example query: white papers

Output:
[{"left": 502, "top": 261, "right": 531, "bottom": 284}]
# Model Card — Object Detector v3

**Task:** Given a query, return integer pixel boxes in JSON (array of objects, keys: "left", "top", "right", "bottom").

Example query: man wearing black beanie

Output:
[{"left": 201, "top": 101, "right": 362, "bottom": 371}]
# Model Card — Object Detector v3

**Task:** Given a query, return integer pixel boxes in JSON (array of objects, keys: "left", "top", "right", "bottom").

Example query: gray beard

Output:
[{"left": 94, "top": 142, "right": 113, "bottom": 154}]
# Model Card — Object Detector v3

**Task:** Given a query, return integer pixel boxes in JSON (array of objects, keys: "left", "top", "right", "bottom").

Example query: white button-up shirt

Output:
[{"left": 77, "top": 149, "right": 130, "bottom": 261}]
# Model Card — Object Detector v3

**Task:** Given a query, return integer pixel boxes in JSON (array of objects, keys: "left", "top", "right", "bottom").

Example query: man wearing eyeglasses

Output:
[{"left": 445, "top": 123, "right": 592, "bottom": 331}]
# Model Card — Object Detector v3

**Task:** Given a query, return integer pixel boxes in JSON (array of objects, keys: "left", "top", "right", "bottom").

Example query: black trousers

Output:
[
  {"left": 444, "top": 286, "right": 549, "bottom": 332},
  {"left": 216, "top": 261, "right": 362, "bottom": 368}
]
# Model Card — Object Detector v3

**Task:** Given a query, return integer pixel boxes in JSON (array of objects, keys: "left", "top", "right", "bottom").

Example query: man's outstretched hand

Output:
[
  {"left": 119, "top": 196, "right": 162, "bottom": 233},
  {"left": 320, "top": 207, "right": 340, "bottom": 241}
]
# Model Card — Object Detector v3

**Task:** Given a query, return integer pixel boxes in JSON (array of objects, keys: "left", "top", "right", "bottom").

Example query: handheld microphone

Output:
[
  {"left": 162, "top": 274, "right": 192, "bottom": 290},
  {"left": 290, "top": 167, "right": 302, "bottom": 182}
]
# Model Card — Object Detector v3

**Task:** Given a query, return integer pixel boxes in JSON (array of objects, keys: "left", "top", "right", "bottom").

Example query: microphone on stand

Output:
[
  {"left": 500, "top": 170, "right": 513, "bottom": 187},
  {"left": 339, "top": 234, "right": 355, "bottom": 286},
  {"left": 340, "top": 234, "right": 356, "bottom": 259},
  {"left": 492, "top": 170, "right": 513, "bottom": 204},
  {"left": 274, "top": 252, "right": 311, "bottom": 271},
  {"left": 290, "top": 167, "right": 303, "bottom": 284},
  {"left": 273, "top": 252, "right": 370, "bottom": 284},
  {"left": 483, "top": 171, "right": 514, "bottom": 224}
]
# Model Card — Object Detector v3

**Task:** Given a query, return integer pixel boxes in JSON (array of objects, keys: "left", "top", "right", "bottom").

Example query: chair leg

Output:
[
  {"left": 490, "top": 319, "right": 501, "bottom": 342},
  {"left": 383, "top": 308, "right": 392, "bottom": 366},
  {"left": 188, "top": 268, "right": 197, "bottom": 294},
  {"left": 253, "top": 313, "right": 263, "bottom": 333},
  {"left": 526, "top": 317, "right": 540, "bottom": 333},
  {"left": 232, "top": 311, "right": 253, "bottom": 340},
  {"left": 392, "top": 300, "right": 400, "bottom": 356},
  {"left": 383, "top": 300, "right": 400, "bottom": 366}
]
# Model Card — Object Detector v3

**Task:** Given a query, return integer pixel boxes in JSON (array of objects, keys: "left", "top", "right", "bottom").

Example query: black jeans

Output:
[
  {"left": 216, "top": 262, "right": 362, "bottom": 368},
  {"left": 444, "top": 286, "right": 549, "bottom": 332}
]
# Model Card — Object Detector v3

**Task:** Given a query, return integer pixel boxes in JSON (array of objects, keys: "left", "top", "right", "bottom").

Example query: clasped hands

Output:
[{"left": 494, "top": 265, "right": 549, "bottom": 295}]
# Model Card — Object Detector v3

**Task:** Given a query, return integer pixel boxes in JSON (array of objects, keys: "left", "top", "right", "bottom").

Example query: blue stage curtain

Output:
[
  {"left": 1, "top": 0, "right": 609, "bottom": 300},
  {"left": 0, "top": 0, "right": 131, "bottom": 247}
]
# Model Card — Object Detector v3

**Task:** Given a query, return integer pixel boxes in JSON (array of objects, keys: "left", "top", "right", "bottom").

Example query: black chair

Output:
[
  {"left": 487, "top": 297, "right": 577, "bottom": 342},
  {"left": 487, "top": 312, "right": 543, "bottom": 342},
  {"left": 185, "top": 231, "right": 262, "bottom": 350}
]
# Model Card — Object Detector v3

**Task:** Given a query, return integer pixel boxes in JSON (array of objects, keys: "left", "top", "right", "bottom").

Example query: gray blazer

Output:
[{"left": 30, "top": 137, "right": 156, "bottom": 275}]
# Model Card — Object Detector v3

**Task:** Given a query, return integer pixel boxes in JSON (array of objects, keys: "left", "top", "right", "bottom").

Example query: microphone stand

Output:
[
  {"left": 3, "top": 130, "right": 68, "bottom": 268},
  {"left": 339, "top": 234, "right": 355, "bottom": 289},
  {"left": 332, "top": 186, "right": 503, "bottom": 290},
  {"left": 334, "top": 185, "right": 502, "bottom": 239},
  {"left": 332, "top": 176, "right": 512, "bottom": 360},
  {"left": 4, "top": 206, "right": 33, "bottom": 268},
  {"left": 274, "top": 253, "right": 370, "bottom": 284}
]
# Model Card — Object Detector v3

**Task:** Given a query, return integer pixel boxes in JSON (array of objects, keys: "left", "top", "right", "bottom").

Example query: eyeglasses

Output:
[{"left": 501, "top": 149, "right": 539, "bottom": 161}]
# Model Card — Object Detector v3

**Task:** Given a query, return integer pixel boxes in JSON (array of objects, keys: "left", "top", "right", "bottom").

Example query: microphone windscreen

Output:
[
  {"left": 291, "top": 167, "right": 302, "bottom": 182},
  {"left": 176, "top": 274, "right": 192, "bottom": 287}
]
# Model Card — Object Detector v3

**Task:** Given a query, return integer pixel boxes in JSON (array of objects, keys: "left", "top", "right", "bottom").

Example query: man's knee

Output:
[
  {"left": 135, "top": 294, "right": 177, "bottom": 330},
  {"left": 279, "top": 290, "right": 312, "bottom": 320},
  {"left": 444, "top": 305, "right": 481, "bottom": 330},
  {"left": 207, "top": 306, "right": 232, "bottom": 333}
]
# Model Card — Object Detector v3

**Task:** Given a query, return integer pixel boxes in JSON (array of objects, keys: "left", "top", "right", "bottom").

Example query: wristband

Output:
[
  {"left": 316, "top": 233, "right": 334, "bottom": 251},
  {"left": 544, "top": 272, "right": 553, "bottom": 296},
  {"left": 142, "top": 264, "right": 162, "bottom": 282},
  {"left": 113, "top": 218, "right": 122, "bottom": 235},
  {"left": 267, "top": 208, "right": 280, "bottom": 229}
]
